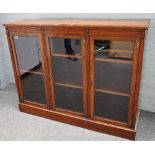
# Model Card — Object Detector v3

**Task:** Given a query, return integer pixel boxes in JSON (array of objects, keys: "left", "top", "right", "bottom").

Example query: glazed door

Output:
[
  {"left": 10, "top": 33, "right": 49, "bottom": 107},
  {"left": 46, "top": 35, "right": 87, "bottom": 116},
  {"left": 89, "top": 36, "right": 139, "bottom": 125}
]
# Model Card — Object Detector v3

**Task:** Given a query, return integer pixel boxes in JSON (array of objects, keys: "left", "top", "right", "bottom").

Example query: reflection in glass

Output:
[
  {"left": 94, "top": 39, "right": 134, "bottom": 123},
  {"left": 49, "top": 37, "right": 83, "bottom": 113},
  {"left": 50, "top": 38, "right": 82, "bottom": 60},
  {"left": 14, "top": 36, "right": 42, "bottom": 74},
  {"left": 94, "top": 40, "right": 134, "bottom": 60},
  {"left": 14, "top": 36, "right": 46, "bottom": 104}
]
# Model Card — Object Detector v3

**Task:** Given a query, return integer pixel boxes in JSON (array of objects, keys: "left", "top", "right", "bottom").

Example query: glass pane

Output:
[
  {"left": 14, "top": 36, "right": 46, "bottom": 105},
  {"left": 94, "top": 39, "right": 134, "bottom": 123},
  {"left": 95, "top": 92, "right": 129, "bottom": 122},
  {"left": 14, "top": 36, "right": 42, "bottom": 74},
  {"left": 49, "top": 37, "right": 83, "bottom": 113},
  {"left": 94, "top": 40, "right": 134, "bottom": 59},
  {"left": 55, "top": 85, "right": 83, "bottom": 113},
  {"left": 21, "top": 73, "right": 46, "bottom": 104},
  {"left": 50, "top": 38, "right": 81, "bottom": 55},
  {"left": 95, "top": 61, "right": 132, "bottom": 93},
  {"left": 52, "top": 56, "right": 82, "bottom": 86}
]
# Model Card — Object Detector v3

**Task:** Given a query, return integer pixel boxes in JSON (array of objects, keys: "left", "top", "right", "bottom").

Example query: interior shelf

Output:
[
  {"left": 55, "top": 82, "right": 82, "bottom": 89},
  {"left": 52, "top": 52, "right": 132, "bottom": 64},
  {"left": 52, "top": 53, "right": 82, "bottom": 59},
  {"left": 95, "top": 57, "right": 132, "bottom": 64},
  {"left": 21, "top": 69, "right": 44, "bottom": 75},
  {"left": 94, "top": 49, "right": 133, "bottom": 54},
  {"left": 55, "top": 82, "right": 130, "bottom": 97},
  {"left": 95, "top": 88, "right": 130, "bottom": 97}
]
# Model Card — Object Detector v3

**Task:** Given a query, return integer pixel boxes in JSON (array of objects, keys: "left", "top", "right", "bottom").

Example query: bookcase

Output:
[{"left": 4, "top": 19, "right": 149, "bottom": 140}]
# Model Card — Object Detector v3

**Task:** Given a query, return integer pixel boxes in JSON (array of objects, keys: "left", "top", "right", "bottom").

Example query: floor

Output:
[{"left": 0, "top": 84, "right": 155, "bottom": 141}]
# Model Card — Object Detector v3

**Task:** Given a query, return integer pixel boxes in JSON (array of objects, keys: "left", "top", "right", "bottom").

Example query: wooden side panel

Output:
[{"left": 131, "top": 39, "right": 145, "bottom": 128}]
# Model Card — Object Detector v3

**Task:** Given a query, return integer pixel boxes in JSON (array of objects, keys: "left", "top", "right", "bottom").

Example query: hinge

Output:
[{"left": 136, "top": 41, "right": 140, "bottom": 49}]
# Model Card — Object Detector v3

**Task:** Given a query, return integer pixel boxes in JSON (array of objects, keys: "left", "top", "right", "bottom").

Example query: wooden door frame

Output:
[
  {"left": 45, "top": 33, "right": 88, "bottom": 117},
  {"left": 8, "top": 31, "right": 49, "bottom": 108},
  {"left": 89, "top": 34, "right": 141, "bottom": 128}
]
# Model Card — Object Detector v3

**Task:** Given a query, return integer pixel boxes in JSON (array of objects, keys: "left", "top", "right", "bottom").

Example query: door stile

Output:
[
  {"left": 131, "top": 39, "right": 145, "bottom": 129},
  {"left": 40, "top": 32, "right": 53, "bottom": 109},
  {"left": 45, "top": 35, "right": 56, "bottom": 110},
  {"left": 82, "top": 36, "right": 88, "bottom": 117},
  {"left": 89, "top": 36, "right": 95, "bottom": 118}
]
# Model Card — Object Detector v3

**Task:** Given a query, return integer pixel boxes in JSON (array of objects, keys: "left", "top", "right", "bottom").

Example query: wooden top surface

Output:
[{"left": 4, "top": 19, "right": 149, "bottom": 29}]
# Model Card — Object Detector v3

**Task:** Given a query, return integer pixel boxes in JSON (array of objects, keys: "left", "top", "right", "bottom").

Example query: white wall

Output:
[{"left": 0, "top": 13, "right": 155, "bottom": 113}]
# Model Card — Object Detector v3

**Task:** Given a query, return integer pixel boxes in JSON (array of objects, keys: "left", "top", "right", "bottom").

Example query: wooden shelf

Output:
[
  {"left": 95, "top": 88, "right": 130, "bottom": 97},
  {"left": 52, "top": 52, "right": 132, "bottom": 64},
  {"left": 52, "top": 53, "right": 82, "bottom": 59},
  {"left": 55, "top": 82, "right": 82, "bottom": 89},
  {"left": 94, "top": 49, "right": 133, "bottom": 54},
  {"left": 21, "top": 69, "right": 44, "bottom": 75},
  {"left": 55, "top": 82, "right": 129, "bottom": 97},
  {"left": 95, "top": 57, "right": 132, "bottom": 64}
]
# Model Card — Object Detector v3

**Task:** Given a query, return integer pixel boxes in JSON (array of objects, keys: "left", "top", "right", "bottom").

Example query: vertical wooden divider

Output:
[
  {"left": 85, "top": 34, "right": 90, "bottom": 118},
  {"left": 89, "top": 36, "right": 95, "bottom": 118},
  {"left": 44, "top": 34, "right": 56, "bottom": 110},
  {"left": 82, "top": 35, "right": 88, "bottom": 117},
  {"left": 40, "top": 30, "right": 53, "bottom": 109}
]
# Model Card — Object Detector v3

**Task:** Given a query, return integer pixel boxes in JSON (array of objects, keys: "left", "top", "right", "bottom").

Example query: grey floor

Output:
[{"left": 0, "top": 84, "right": 155, "bottom": 141}]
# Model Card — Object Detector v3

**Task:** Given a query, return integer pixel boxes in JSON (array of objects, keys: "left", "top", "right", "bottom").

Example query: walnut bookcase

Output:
[{"left": 4, "top": 19, "right": 149, "bottom": 140}]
